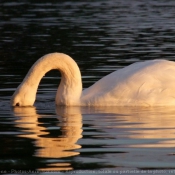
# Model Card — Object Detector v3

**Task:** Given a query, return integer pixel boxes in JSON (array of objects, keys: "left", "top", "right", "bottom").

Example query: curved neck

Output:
[{"left": 22, "top": 53, "right": 82, "bottom": 105}]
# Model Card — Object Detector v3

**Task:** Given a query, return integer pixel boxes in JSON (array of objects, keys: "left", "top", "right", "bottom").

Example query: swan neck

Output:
[{"left": 22, "top": 53, "right": 82, "bottom": 106}]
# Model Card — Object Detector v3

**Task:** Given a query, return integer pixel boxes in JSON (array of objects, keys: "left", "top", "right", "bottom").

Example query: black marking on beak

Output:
[{"left": 15, "top": 103, "right": 20, "bottom": 106}]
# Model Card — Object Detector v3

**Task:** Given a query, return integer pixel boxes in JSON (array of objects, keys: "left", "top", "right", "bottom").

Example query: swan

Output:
[{"left": 11, "top": 52, "right": 175, "bottom": 107}]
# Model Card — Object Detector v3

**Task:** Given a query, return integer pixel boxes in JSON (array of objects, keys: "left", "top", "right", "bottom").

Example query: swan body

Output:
[{"left": 11, "top": 53, "right": 175, "bottom": 107}]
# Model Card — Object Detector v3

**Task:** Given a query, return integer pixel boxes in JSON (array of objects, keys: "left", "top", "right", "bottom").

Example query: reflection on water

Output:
[
  {"left": 9, "top": 106, "right": 175, "bottom": 170},
  {"left": 84, "top": 107, "right": 175, "bottom": 148},
  {"left": 13, "top": 107, "right": 82, "bottom": 171},
  {"left": 79, "top": 107, "right": 175, "bottom": 170}
]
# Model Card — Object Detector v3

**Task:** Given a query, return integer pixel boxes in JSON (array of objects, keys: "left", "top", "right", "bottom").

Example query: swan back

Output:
[{"left": 81, "top": 60, "right": 175, "bottom": 106}]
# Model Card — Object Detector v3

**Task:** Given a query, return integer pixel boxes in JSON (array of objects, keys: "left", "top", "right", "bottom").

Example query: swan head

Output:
[{"left": 11, "top": 84, "right": 36, "bottom": 107}]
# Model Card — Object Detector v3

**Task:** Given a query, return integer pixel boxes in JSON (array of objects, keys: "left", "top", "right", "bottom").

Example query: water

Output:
[{"left": 1, "top": 0, "right": 175, "bottom": 174}]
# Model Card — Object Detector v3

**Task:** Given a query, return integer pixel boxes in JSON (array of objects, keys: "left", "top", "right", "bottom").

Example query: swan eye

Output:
[{"left": 15, "top": 102, "right": 20, "bottom": 106}]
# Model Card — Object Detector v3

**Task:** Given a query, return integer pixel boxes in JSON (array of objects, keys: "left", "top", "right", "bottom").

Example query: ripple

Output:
[{"left": 1, "top": 0, "right": 175, "bottom": 171}]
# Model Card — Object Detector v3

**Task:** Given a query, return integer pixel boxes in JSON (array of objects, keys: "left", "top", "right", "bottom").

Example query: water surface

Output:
[{"left": 1, "top": 0, "right": 175, "bottom": 174}]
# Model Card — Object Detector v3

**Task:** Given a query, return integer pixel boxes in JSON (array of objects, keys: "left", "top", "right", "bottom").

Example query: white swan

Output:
[{"left": 11, "top": 52, "right": 175, "bottom": 107}]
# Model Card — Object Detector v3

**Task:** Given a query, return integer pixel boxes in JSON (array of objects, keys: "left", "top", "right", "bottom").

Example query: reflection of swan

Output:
[
  {"left": 12, "top": 106, "right": 175, "bottom": 170},
  {"left": 13, "top": 106, "right": 82, "bottom": 170},
  {"left": 11, "top": 53, "right": 175, "bottom": 106},
  {"left": 81, "top": 106, "right": 175, "bottom": 148}
]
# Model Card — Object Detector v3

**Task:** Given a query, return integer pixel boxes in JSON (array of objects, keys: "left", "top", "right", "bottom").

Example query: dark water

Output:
[{"left": 1, "top": 0, "right": 175, "bottom": 174}]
